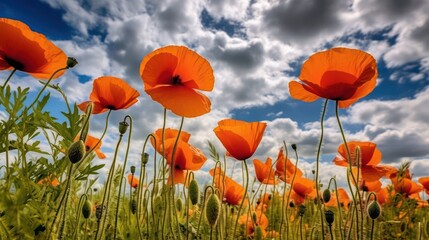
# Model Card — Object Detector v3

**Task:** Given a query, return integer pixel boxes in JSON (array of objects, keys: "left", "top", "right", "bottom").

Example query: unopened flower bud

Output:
[
  {"left": 82, "top": 200, "right": 92, "bottom": 219},
  {"left": 325, "top": 210, "right": 334, "bottom": 225},
  {"left": 367, "top": 201, "right": 381, "bottom": 220},
  {"left": 323, "top": 189, "right": 331, "bottom": 203},
  {"left": 298, "top": 205, "right": 306, "bottom": 217},
  {"left": 68, "top": 140, "right": 86, "bottom": 164},
  {"left": 130, "top": 199, "right": 137, "bottom": 214},
  {"left": 176, "top": 198, "right": 183, "bottom": 212},
  {"left": 205, "top": 194, "right": 221, "bottom": 227},
  {"left": 254, "top": 226, "right": 263, "bottom": 240},
  {"left": 130, "top": 166, "right": 136, "bottom": 174},
  {"left": 141, "top": 152, "right": 149, "bottom": 165},
  {"left": 291, "top": 143, "right": 297, "bottom": 151},
  {"left": 118, "top": 121, "right": 129, "bottom": 135},
  {"left": 188, "top": 179, "right": 200, "bottom": 205},
  {"left": 67, "top": 57, "right": 78, "bottom": 68}
]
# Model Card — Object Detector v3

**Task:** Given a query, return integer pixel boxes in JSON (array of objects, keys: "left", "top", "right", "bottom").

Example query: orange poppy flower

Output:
[
  {"left": 127, "top": 173, "right": 139, "bottom": 188},
  {"left": 324, "top": 188, "right": 351, "bottom": 209},
  {"left": 82, "top": 135, "right": 106, "bottom": 159},
  {"left": 78, "top": 76, "right": 140, "bottom": 114},
  {"left": 373, "top": 187, "right": 394, "bottom": 205},
  {"left": 333, "top": 141, "right": 395, "bottom": 181},
  {"left": 213, "top": 119, "right": 267, "bottom": 161},
  {"left": 209, "top": 167, "right": 245, "bottom": 206},
  {"left": 275, "top": 147, "right": 303, "bottom": 183},
  {"left": 289, "top": 47, "right": 377, "bottom": 108},
  {"left": 290, "top": 177, "right": 316, "bottom": 205},
  {"left": 418, "top": 177, "right": 429, "bottom": 194},
  {"left": 238, "top": 209, "right": 269, "bottom": 236},
  {"left": 253, "top": 157, "right": 278, "bottom": 185},
  {"left": 0, "top": 18, "right": 68, "bottom": 79},
  {"left": 37, "top": 176, "right": 60, "bottom": 187},
  {"left": 163, "top": 138, "right": 206, "bottom": 186},
  {"left": 150, "top": 128, "right": 191, "bottom": 154},
  {"left": 140, "top": 45, "right": 215, "bottom": 118},
  {"left": 357, "top": 179, "right": 382, "bottom": 192},
  {"left": 391, "top": 177, "right": 423, "bottom": 197}
]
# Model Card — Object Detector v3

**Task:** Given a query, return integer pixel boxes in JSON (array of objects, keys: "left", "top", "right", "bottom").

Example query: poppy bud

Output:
[
  {"left": 298, "top": 205, "right": 306, "bottom": 217},
  {"left": 118, "top": 121, "right": 129, "bottom": 135},
  {"left": 205, "top": 194, "right": 221, "bottom": 227},
  {"left": 325, "top": 210, "right": 334, "bottom": 226},
  {"left": 367, "top": 201, "right": 381, "bottom": 220},
  {"left": 141, "top": 152, "right": 149, "bottom": 165},
  {"left": 252, "top": 212, "right": 258, "bottom": 224},
  {"left": 176, "top": 198, "right": 183, "bottom": 212},
  {"left": 254, "top": 226, "right": 263, "bottom": 240},
  {"left": 291, "top": 143, "right": 297, "bottom": 151},
  {"left": 82, "top": 200, "right": 92, "bottom": 219},
  {"left": 130, "top": 199, "right": 137, "bottom": 214},
  {"left": 323, "top": 189, "right": 331, "bottom": 203},
  {"left": 95, "top": 205, "right": 104, "bottom": 220},
  {"left": 130, "top": 166, "right": 136, "bottom": 174},
  {"left": 188, "top": 179, "right": 200, "bottom": 205},
  {"left": 68, "top": 140, "right": 86, "bottom": 164},
  {"left": 67, "top": 57, "right": 78, "bottom": 68}
]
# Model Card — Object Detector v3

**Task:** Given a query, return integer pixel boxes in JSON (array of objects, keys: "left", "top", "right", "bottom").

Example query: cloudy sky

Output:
[{"left": 1, "top": 0, "right": 429, "bottom": 189}]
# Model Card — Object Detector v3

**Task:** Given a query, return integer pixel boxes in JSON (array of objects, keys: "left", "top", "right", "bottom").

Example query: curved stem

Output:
[
  {"left": 285, "top": 142, "right": 301, "bottom": 239},
  {"left": 2, "top": 68, "right": 16, "bottom": 88},
  {"left": 233, "top": 160, "right": 249, "bottom": 238},
  {"left": 113, "top": 116, "right": 133, "bottom": 239},
  {"left": 315, "top": 99, "right": 328, "bottom": 240},
  {"left": 328, "top": 177, "right": 344, "bottom": 240}
]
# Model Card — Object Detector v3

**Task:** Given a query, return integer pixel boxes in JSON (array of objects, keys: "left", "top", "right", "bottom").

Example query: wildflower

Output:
[
  {"left": 290, "top": 177, "right": 316, "bottom": 206},
  {"left": 418, "top": 177, "right": 429, "bottom": 194},
  {"left": 37, "top": 176, "right": 60, "bottom": 187},
  {"left": 324, "top": 188, "right": 351, "bottom": 210},
  {"left": 78, "top": 76, "right": 140, "bottom": 114},
  {"left": 0, "top": 18, "right": 68, "bottom": 79},
  {"left": 333, "top": 141, "right": 396, "bottom": 182},
  {"left": 82, "top": 135, "right": 106, "bottom": 159},
  {"left": 213, "top": 119, "right": 266, "bottom": 161},
  {"left": 150, "top": 128, "right": 191, "bottom": 154},
  {"left": 127, "top": 173, "right": 139, "bottom": 189},
  {"left": 253, "top": 157, "right": 278, "bottom": 185},
  {"left": 140, "top": 45, "right": 215, "bottom": 118},
  {"left": 289, "top": 47, "right": 377, "bottom": 108},
  {"left": 275, "top": 147, "right": 303, "bottom": 183},
  {"left": 238, "top": 209, "right": 268, "bottom": 236},
  {"left": 209, "top": 167, "right": 245, "bottom": 206}
]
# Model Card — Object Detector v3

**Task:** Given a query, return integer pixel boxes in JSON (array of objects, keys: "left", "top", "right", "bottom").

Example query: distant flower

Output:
[
  {"left": 209, "top": 167, "right": 245, "bottom": 206},
  {"left": 37, "top": 176, "right": 60, "bottom": 187},
  {"left": 289, "top": 47, "right": 377, "bottom": 108},
  {"left": 78, "top": 76, "right": 140, "bottom": 114},
  {"left": 253, "top": 157, "right": 277, "bottom": 185},
  {"left": 84, "top": 135, "right": 106, "bottom": 159},
  {"left": 275, "top": 147, "right": 302, "bottom": 183},
  {"left": 418, "top": 177, "right": 429, "bottom": 194},
  {"left": 238, "top": 209, "right": 269, "bottom": 236},
  {"left": 333, "top": 141, "right": 395, "bottom": 181},
  {"left": 290, "top": 177, "right": 316, "bottom": 206},
  {"left": 213, "top": 119, "right": 266, "bottom": 161},
  {"left": 150, "top": 128, "right": 191, "bottom": 154},
  {"left": 324, "top": 188, "right": 351, "bottom": 209},
  {"left": 163, "top": 137, "right": 207, "bottom": 186},
  {"left": 140, "top": 45, "right": 215, "bottom": 118},
  {"left": 127, "top": 174, "right": 139, "bottom": 189},
  {"left": 391, "top": 177, "right": 423, "bottom": 197},
  {"left": 0, "top": 18, "right": 67, "bottom": 79}
]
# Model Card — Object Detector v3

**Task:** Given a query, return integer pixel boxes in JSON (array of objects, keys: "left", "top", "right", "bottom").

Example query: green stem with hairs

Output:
[
  {"left": 335, "top": 101, "right": 363, "bottom": 240},
  {"left": 232, "top": 160, "right": 250, "bottom": 239},
  {"left": 113, "top": 116, "right": 133, "bottom": 239},
  {"left": 315, "top": 99, "right": 329, "bottom": 240}
]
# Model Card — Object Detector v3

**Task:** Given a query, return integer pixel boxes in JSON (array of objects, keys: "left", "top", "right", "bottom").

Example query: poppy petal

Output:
[{"left": 289, "top": 80, "right": 320, "bottom": 102}]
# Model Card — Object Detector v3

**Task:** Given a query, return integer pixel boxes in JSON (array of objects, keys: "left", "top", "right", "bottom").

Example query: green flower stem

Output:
[
  {"left": 58, "top": 164, "right": 74, "bottom": 239},
  {"left": 335, "top": 101, "right": 363, "bottom": 240},
  {"left": 315, "top": 99, "right": 328, "bottom": 240},
  {"left": 94, "top": 129, "right": 125, "bottom": 240},
  {"left": 72, "top": 194, "right": 88, "bottom": 239},
  {"left": 114, "top": 116, "right": 132, "bottom": 239},
  {"left": 233, "top": 160, "right": 249, "bottom": 238},
  {"left": 285, "top": 141, "right": 301, "bottom": 239},
  {"left": 1, "top": 68, "right": 16, "bottom": 88},
  {"left": 328, "top": 177, "right": 344, "bottom": 240},
  {"left": 300, "top": 214, "right": 304, "bottom": 240},
  {"left": 279, "top": 143, "right": 289, "bottom": 238},
  {"left": 85, "top": 109, "right": 111, "bottom": 158},
  {"left": 197, "top": 186, "right": 215, "bottom": 237}
]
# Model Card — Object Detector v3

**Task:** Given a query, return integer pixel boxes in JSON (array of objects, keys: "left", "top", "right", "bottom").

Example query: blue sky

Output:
[{"left": 1, "top": 0, "right": 429, "bottom": 188}]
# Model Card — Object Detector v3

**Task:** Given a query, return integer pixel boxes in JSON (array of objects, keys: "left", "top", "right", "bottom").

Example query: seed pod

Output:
[
  {"left": 118, "top": 121, "right": 129, "bottom": 135},
  {"left": 67, "top": 57, "right": 78, "bottom": 68},
  {"left": 141, "top": 152, "right": 149, "bottom": 165},
  {"left": 323, "top": 189, "right": 331, "bottom": 203},
  {"left": 176, "top": 198, "right": 183, "bottom": 212},
  {"left": 130, "top": 199, "right": 137, "bottom": 214},
  {"left": 254, "top": 226, "right": 263, "bottom": 240},
  {"left": 188, "top": 179, "right": 200, "bottom": 205},
  {"left": 95, "top": 205, "right": 104, "bottom": 220},
  {"left": 325, "top": 210, "right": 334, "bottom": 226},
  {"left": 67, "top": 140, "right": 85, "bottom": 164},
  {"left": 298, "top": 205, "right": 306, "bottom": 217},
  {"left": 82, "top": 200, "right": 92, "bottom": 219},
  {"left": 367, "top": 201, "right": 381, "bottom": 220},
  {"left": 291, "top": 143, "right": 297, "bottom": 151},
  {"left": 130, "top": 166, "right": 136, "bottom": 174},
  {"left": 205, "top": 194, "right": 221, "bottom": 227}
]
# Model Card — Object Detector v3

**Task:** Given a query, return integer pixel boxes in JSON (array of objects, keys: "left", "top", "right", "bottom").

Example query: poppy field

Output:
[{"left": 1, "top": 17, "right": 429, "bottom": 240}]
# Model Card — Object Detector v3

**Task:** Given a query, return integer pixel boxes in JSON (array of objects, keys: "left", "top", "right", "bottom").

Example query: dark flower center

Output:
[
  {"left": 172, "top": 75, "right": 182, "bottom": 85},
  {"left": 5, "top": 56, "right": 24, "bottom": 70}
]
